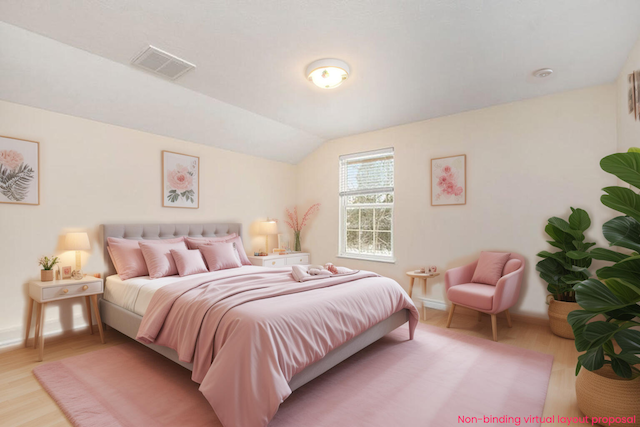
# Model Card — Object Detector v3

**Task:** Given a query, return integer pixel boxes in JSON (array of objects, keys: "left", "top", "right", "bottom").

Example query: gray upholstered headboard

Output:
[{"left": 102, "top": 223, "right": 242, "bottom": 278}]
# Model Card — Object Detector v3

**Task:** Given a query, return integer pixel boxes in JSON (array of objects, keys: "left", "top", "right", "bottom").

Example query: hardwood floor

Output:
[{"left": 0, "top": 310, "right": 580, "bottom": 426}]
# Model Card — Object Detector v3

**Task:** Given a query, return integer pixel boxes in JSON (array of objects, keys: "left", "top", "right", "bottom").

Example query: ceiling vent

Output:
[{"left": 131, "top": 46, "right": 195, "bottom": 80}]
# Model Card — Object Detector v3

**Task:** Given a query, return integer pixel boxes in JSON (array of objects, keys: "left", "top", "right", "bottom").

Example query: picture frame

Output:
[
  {"left": 162, "top": 150, "right": 199, "bottom": 209},
  {"left": 277, "top": 233, "right": 291, "bottom": 252},
  {"left": 628, "top": 73, "right": 636, "bottom": 119},
  {"left": 61, "top": 266, "right": 72, "bottom": 279},
  {"left": 431, "top": 154, "right": 466, "bottom": 206},
  {"left": 0, "top": 135, "right": 39, "bottom": 205},
  {"left": 635, "top": 70, "right": 640, "bottom": 121}
]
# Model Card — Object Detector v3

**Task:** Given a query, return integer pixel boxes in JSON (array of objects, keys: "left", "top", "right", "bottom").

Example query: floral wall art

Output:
[
  {"left": 162, "top": 150, "right": 199, "bottom": 208},
  {"left": 431, "top": 154, "right": 466, "bottom": 206},
  {"left": 0, "top": 136, "right": 39, "bottom": 205}
]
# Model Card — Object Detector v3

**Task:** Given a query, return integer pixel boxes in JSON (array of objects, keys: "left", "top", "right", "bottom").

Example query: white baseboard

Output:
[
  {"left": 417, "top": 297, "right": 447, "bottom": 311},
  {"left": 0, "top": 313, "right": 90, "bottom": 352}
]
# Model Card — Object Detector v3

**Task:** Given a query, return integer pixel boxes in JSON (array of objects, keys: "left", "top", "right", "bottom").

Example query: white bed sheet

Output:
[{"left": 104, "top": 266, "right": 268, "bottom": 316}]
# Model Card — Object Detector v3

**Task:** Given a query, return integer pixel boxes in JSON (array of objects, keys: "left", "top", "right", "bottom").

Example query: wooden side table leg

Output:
[
  {"left": 33, "top": 302, "right": 42, "bottom": 349},
  {"left": 24, "top": 297, "right": 34, "bottom": 347},
  {"left": 85, "top": 296, "right": 93, "bottom": 335},
  {"left": 422, "top": 278, "right": 427, "bottom": 295},
  {"left": 91, "top": 295, "right": 105, "bottom": 344},
  {"left": 408, "top": 277, "right": 414, "bottom": 299},
  {"left": 38, "top": 303, "right": 47, "bottom": 361}
]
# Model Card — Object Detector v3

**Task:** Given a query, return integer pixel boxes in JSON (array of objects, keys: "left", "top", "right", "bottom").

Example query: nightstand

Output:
[
  {"left": 248, "top": 252, "right": 310, "bottom": 268},
  {"left": 27, "top": 276, "right": 105, "bottom": 361}
]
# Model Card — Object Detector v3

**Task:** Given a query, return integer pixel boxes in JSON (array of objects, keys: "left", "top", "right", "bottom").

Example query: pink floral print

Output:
[
  {"left": 436, "top": 164, "right": 463, "bottom": 199},
  {"left": 0, "top": 150, "right": 24, "bottom": 170}
]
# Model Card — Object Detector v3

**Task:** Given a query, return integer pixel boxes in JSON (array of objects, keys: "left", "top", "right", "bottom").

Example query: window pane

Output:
[
  {"left": 376, "top": 232, "right": 391, "bottom": 253},
  {"left": 360, "top": 231, "right": 374, "bottom": 252},
  {"left": 346, "top": 208, "right": 359, "bottom": 230},
  {"left": 375, "top": 208, "right": 392, "bottom": 231},
  {"left": 346, "top": 231, "right": 359, "bottom": 252},
  {"left": 360, "top": 209, "right": 373, "bottom": 230},
  {"left": 346, "top": 192, "right": 393, "bottom": 205}
]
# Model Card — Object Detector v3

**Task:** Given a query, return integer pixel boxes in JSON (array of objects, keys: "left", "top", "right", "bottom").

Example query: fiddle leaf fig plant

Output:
[
  {"left": 536, "top": 208, "right": 595, "bottom": 302},
  {"left": 568, "top": 149, "right": 640, "bottom": 379}
]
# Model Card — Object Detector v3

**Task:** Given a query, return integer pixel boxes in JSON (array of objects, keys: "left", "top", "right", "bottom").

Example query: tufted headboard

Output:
[{"left": 102, "top": 223, "right": 242, "bottom": 278}]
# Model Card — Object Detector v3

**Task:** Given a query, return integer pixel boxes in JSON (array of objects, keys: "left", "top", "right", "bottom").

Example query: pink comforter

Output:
[{"left": 137, "top": 266, "right": 418, "bottom": 427}]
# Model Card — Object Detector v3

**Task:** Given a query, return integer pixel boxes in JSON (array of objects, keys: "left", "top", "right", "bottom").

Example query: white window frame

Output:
[{"left": 338, "top": 148, "right": 395, "bottom": 263}]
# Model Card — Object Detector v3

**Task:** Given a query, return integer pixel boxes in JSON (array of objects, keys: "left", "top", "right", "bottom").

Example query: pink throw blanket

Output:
[{"left": 137, "top": 266, "right": 418, "bottom": 427}]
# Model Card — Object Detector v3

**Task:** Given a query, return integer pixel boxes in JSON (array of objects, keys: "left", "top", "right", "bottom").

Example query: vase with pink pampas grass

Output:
[{"left": 284, "top": 204, "right": 320, "bottom": 252}]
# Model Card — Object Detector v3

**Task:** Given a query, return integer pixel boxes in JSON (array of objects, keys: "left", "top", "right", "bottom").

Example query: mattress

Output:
[{"left": 104, "top": 266, "right": 269, "bottom": 316}]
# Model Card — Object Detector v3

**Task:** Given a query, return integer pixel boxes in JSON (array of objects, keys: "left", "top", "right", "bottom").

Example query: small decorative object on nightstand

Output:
[
  {"left": 27, "top": 276, "right": 105, "bottom": 361},
  {"left": 248, "top": 252, "right": 310, "bottom": 268},
  {"left": 65, "top": 232, "right": 90, "bottom": 279}
]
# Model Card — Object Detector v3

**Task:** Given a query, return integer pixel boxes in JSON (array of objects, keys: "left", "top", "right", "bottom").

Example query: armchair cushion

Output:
[
  {"left": 471, "top": 251, "right": 511, "bottom": 286},
  {"left": 447, "top": 283, "right": 495, "bottom": 311}
]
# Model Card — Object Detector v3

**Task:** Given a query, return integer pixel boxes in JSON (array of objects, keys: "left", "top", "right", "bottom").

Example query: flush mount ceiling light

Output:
[
  {"left": 532, "top": 68, "right": 553, "bottom": 78},
  {"left": 306, "top": 59, "right": 350, "bottom": 89}
]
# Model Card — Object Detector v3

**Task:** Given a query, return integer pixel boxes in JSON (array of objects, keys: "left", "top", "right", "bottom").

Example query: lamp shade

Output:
[
  {"left": 259, "top": 221, "right": 278, "bottom": 235},
  {"left": 65, "top": 232, "right": 90, "bottom": 251}
]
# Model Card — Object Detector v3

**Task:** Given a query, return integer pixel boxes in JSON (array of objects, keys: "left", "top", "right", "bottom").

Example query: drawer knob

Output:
[
  {"left": 272, "top": 261, "right": 275, "bottom": 265},
  {"left": 63, "top": 288, "right": 69, "bottom": 294},
  {"left": 82, "top": 285, "right": 88, "bottom": 291}
]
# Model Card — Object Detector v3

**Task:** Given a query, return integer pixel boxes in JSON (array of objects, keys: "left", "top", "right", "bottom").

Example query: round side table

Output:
[{"left": 406, "top": 271, "right": 440, "bottom": 299}]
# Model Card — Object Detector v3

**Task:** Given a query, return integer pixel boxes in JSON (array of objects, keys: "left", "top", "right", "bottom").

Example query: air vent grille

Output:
[{"left": 131, "top": 46, "right": 195, "bottom": 80}]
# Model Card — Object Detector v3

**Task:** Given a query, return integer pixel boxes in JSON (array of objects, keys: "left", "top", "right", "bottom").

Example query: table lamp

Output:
[
  {"left": 259, "top": 220, "right": 278, "bottom": 254},
  {"left": 65, "top": 232, "right": 90, "bottom": 273}
]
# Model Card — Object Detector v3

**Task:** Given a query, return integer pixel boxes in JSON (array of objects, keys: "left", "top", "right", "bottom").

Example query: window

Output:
[{"left": 339, "top": 148, "right": 394, "bottom": 262}]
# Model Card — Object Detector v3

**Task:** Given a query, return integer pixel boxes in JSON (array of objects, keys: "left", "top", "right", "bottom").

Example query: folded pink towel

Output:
[{"left": 291, "top": 265, "right": 358, "bottom": 282}]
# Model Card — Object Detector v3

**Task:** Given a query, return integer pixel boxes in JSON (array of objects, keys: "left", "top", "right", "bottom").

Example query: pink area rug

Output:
[{"left": 34, "top": 323, "right": 553, "bottom": 427}]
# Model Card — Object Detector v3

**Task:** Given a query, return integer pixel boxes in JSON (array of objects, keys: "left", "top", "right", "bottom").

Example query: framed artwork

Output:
[
  {"left": 162, "top": 150, "right": 199, "bottom": 209},
  {"left": 0, "top": 136, "right": 39, "bottom": 205},
  {"left": 635, "top": 70, "right": 640, "bottom": 121},
  {"left": 431, "top": 154, "right": 466, "bottom": 206},
  {"left": 61, "top": 266, "right": 72, "bottom": 279},
  {"left": 628, "top": 73, "right": 636, "bottom": 119},
  {"left": 277, "top": 233, "right": 291, "bottom": 252}
]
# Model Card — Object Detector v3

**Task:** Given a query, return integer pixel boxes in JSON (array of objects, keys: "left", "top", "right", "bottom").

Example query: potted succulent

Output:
[
  {"left": 39, "top": 256, "right": 59, "bottom": 282},
  {"left": 536, "top": 208, "right": 595, "bottom": 339},
  {"left": 567, "top": 149, "right": 640, "bottom": 426}
]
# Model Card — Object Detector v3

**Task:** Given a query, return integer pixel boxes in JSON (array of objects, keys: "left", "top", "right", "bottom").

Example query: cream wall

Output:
[
  {"left": 296, "top": 85, "right": 617, "bottom": 318},
  {"left": 0, "top": 100, "right": 297, "bottom": 348},
  {"left": 617, "top": 36, "right": 640, "bottom": 153}
]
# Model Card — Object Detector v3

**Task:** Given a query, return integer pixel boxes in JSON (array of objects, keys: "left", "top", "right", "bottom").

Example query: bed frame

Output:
[{"left": 100, "top": 223, "right": 410, "bottom": 392}]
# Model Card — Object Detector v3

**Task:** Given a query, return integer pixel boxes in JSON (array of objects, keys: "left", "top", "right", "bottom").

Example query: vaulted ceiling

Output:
[{"left": 1, "top": 0, "right": 640, "bottom": 163}]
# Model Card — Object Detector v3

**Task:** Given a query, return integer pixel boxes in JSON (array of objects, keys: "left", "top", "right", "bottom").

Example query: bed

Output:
[{"left": 99, "top": 222, "right": 418, "bottom": 426}]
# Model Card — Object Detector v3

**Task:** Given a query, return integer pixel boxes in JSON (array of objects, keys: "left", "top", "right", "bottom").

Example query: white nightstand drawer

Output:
[
  {"left": 41, "top": 281, "right": 103, "bottom": 301},
  {"left": 286, "top": 255, "right": 309, "bottom": 266},
  {"left": 265, "top": 258, "right": 286, "bottom": 267}
]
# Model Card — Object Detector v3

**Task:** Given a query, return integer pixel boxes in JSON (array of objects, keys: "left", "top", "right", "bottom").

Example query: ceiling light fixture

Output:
[
  {"left": 306, "top": 59, "right": 350, "bottom": 89},
  {"left": 532, "top": 68, "right": 553, "bottom": 78}
]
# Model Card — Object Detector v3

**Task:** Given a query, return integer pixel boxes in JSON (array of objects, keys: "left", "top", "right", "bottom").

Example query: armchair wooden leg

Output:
[
  {"left": 446, "top": 304, "right": 456, "bottom": 328},
  {"left": 505, "top": 309, "right": 512, "bottom": 328},
  {"left": 491, "top": 314, "right": 498, "bottom": 342}
]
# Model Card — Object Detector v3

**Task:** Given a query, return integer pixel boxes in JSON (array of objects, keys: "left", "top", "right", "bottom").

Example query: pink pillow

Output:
[
  {"left": 471, "top": 252, "right": 512, "bottom": 286},
  {"left": 107, "top": 237, "right": 185, "bottom": 280},
  {"left": 222, "top": 235, "right": 252, "bottom": 266},
  {"left": 199, "top": 243, "right": 242, "bottom": 271},
  {"left": 170, "top": 249, "right": 208, "bottom": 277},
  {"left": 139, "top": 240, "right": 188, "bottom": 279},
  {"left": 185, "top": 234, "right": 237, "bottom": 250}
]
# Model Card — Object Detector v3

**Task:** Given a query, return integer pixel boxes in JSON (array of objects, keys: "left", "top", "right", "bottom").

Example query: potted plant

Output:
[
  {"left": 39, "top": 256, "right": 59, "bottom": 282},
  {"left": 284, "top": 204, "right": 320, "bottom": 252},
  {"left": 567, "top": 148, "right": 640, "bottom": 426},
  {"left": 536, "top": 208, "right": 595, "bottom": 339}
]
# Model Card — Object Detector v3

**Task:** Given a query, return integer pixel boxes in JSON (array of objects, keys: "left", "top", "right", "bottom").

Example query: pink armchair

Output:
[{"left": 445, "top": 253, "right": 525, "bottom": 341}]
